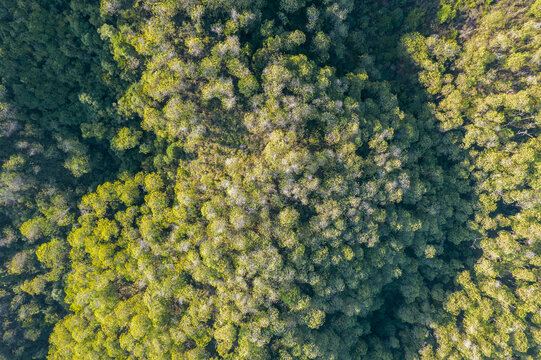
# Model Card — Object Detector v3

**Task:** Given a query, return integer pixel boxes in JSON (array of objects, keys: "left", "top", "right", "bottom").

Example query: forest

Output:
[{"left": 0, "top": 0, "right": 539, "bottom": 359}]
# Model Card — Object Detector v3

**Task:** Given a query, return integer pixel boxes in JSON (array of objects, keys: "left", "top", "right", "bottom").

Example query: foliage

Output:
[
  {"left": 405, "top": 0, "right": 541, "bottom": 358},
  {"left": 0, "top": 0, "right": 538, "bottom": 359},
  {"left": 0, "top": 1, "right": 143, "bottom": 358}
]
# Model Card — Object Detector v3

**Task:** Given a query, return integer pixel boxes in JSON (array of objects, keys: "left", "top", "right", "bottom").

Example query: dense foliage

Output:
[
  {"left": 0, "top": 0, "right": 538, "bottom": 359},
  {"left": 405, "top": 1, "right": 541, "bottom": 358}
]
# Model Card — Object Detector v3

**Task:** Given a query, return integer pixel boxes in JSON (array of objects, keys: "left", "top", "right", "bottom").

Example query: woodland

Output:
[{"left": 0, "top": 0, "right": 539, "bottom": 359}]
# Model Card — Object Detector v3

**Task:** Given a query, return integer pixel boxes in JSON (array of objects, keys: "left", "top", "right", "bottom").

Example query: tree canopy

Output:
[{"left": 0, "top": 0, "right": 538, "bottom": 359}]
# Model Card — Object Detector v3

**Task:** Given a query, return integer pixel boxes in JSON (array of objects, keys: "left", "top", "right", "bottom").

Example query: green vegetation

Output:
[
  {"left": 405, "top": 1, "right": 541, "bottom": 358},
  {"left": 0, "top": 0, "right": 538, "bottom": 359}
]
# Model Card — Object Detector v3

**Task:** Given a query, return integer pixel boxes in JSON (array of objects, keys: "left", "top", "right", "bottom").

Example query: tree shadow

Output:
[{"left": 352, "top": 0, "right": 484, "bottom": 358}]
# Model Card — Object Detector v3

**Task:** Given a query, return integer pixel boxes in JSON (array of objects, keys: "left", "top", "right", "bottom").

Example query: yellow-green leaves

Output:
[{"left": 112, "top": 127, "right": 142, "bottom": 151}]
